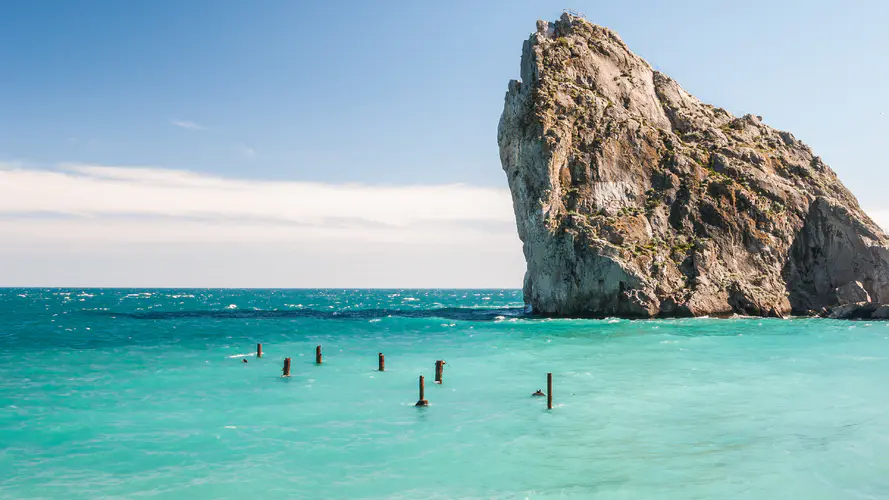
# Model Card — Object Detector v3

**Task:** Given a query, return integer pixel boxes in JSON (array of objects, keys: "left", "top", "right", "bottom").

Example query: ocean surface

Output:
[{"left": 1, "top": 289, "right": 888, "bottom": 499}]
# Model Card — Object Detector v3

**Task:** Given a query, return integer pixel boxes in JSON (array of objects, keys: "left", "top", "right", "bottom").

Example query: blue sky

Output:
[{"left": 1, "top": 0, "right": 887, "bottom": 286}]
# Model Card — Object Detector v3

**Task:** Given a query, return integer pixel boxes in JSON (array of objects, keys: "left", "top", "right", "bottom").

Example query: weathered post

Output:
[
  {"left": 434, "top": 360, "right": 445, "bottom": 384},
  {"left": 415, "top": 375, "right": 429, "bottom": 407},
  {"left": 257, "top": 343, "right": 262, "bottom": 358},
  {"left": 315, "top": 345, "right": 323, "bottom": 365},
  {"left": 283, "top": 357, "right": 292, "bottom": 377},
  {"left": 547, "top": 373, "right": 553, "bottom": 410},
  {"left": 378, "top": 353, "right": 385, "bottom": 372}
]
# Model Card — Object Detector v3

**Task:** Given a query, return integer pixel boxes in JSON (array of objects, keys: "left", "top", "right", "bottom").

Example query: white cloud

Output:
[
  {"left": 171, "top": 120, "right": 205, "bottom": 131},
  {"left": 0, "top": 164, "right": 523, "bottom": 287},
  {"left": 0, "top": 164, "right": 515, "bottom": 227}
]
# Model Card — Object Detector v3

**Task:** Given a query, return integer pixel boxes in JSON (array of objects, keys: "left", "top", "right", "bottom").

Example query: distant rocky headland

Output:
[{"left": 498, "top": 13, "right": 889, "bottom": 320}]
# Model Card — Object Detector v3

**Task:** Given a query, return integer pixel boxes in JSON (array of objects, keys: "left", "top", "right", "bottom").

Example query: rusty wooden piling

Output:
[
  {"left": 315, "top": 345, "right": 323, "bottom": 365},
  {"left": 415, "top": 375, "right": 428, "bottom": 407},
  {"left": 547, "top": 373, "right": 553, "bottom": 410},
  {"left": 257, "top": 343, "right": 262, "bottom": 358},
  {"left": 378, "top": 353, "right": 385, "bottom": 372},
  {"left": 434, "top": 360, "right": 445, "bottom": 384},
  {"left": 283, "top": 357, "right": 291, "bottom": 377}
]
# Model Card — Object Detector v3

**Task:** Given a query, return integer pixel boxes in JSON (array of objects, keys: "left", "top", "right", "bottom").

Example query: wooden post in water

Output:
[
  {"left": 434, "top": 360, "right": 445, "bottom": 384},
  {"left": 257, "top": 343, "right": 262, "bottom": 358},
  {"left": 315, "top": 345, "right": 323, "bottom": 365},
  {"left": 415, "top": 375, "right": 429, "bottom": 407},
  {"left": 378, "top": 353, "right": 385, "bottom": 372},
  {"left": 283, "top": 357, "right": 292, "bottom": 377},
  {"left": 547, "top": 373, "right": 553, "bottom": 410}
]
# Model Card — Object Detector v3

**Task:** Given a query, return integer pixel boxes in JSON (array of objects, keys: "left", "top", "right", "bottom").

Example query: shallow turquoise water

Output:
[{"left": 1, "top": 289, "right": 888, "bottom": 499}]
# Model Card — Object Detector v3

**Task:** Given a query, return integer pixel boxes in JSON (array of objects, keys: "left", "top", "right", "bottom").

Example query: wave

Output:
[{"left": 88, "top": 307, "right": 529, "bottom": 322}]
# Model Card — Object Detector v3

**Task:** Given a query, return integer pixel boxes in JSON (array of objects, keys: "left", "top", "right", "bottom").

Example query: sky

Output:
[{"left": 1, "top": 0, "right": 887, "bottom": 287}]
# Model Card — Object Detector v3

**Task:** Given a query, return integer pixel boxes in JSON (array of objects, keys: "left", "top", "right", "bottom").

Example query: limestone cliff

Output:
[{"left": 498, "top": 13, "right": 889, "bottom": 318}]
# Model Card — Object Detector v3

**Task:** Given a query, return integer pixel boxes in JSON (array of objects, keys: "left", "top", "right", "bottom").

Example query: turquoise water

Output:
[{"left": 1, "top": 289, "right": 888, "bottom": 499}]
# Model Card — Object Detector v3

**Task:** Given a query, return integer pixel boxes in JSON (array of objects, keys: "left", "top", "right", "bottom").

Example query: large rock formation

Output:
[{"left": 498, "top": 13, "right": 889, "bottom": 318}]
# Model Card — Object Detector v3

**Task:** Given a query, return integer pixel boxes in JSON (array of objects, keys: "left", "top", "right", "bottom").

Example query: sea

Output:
[{"left": 1, "top": 288, "right": 887, "bottom": 499}]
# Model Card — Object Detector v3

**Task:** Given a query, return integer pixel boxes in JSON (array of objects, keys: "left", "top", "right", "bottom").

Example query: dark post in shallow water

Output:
[
  {"left": 283, "top": 357, "right": 291, "bottom": 377},
  {"left": 257, "top": 343, "right": 262, "bottom": 359},
  {"left": 434, "top": 360, "right": 445, "bottom": 384},
  {"left": 415, "top": 376, "right": 428, "bottom": 407},
  {"left": 316, "top": 345, "right": 323, "bottom": 365},
  {"left": 547, "top": 373, "right": 553, "bottom": 410},
  {"left": 378, "top": 353, "right": 385, "bottom": 372}
]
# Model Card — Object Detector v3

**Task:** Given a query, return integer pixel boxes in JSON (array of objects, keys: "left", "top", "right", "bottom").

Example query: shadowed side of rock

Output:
[{"left": 785, "top": 198, "right": 889, "bottom": 313}]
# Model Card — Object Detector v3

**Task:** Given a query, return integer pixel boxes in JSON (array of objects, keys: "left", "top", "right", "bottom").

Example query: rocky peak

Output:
[{"left": 498, "top": 13, "right": 889, "bottom": 318}]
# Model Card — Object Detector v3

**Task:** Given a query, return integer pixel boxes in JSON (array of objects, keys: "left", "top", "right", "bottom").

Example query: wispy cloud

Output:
[
  {"left": 0, "top": 164, "right": 513, "bottom": 227},
  {"left": 0, "top": 164, "right": 522, "bottom": 286},
  {"left": 0, "top": 161, "right": 24, "bottom": 171},
  {"left": 239, "top": 145, "right": 256, "bottom": 159},
  {"left": 170, "top": 120, "right": 205, "bottom": 131}
]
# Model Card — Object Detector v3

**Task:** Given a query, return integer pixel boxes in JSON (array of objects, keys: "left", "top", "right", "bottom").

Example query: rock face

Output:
[
  {"left": 498, "top": 13, "right": 889, "bottom": 318},
  {"left": 835, "top": 281, "right": 871, "bottom": 306}
]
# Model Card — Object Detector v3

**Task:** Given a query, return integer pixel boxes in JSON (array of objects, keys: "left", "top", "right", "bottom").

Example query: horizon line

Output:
[{"left": 0, "top": 286, "right": 523, "bottom": 290}]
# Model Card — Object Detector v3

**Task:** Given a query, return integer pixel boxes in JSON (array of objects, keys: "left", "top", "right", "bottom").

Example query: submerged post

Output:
[
  {"left": 378, "top": 353, "right": 385, "bottom": 372},
  {"left": 257, "top": 343, "right": 263, "bottom": 359},
  {"left": 283, "top": 357, "right": 292, "bottom": 377},
  {"left": 316, "top": 345, "right": 323, "bottom": 365},
  {"left": 547, "top": 373, "right": 553, "bottom": 410},
  {"left": 415, "top": 375, "right": 428, "bottom": 407},
  {"left": 434, "top": 360, "right": 445, "bottom": 384}
]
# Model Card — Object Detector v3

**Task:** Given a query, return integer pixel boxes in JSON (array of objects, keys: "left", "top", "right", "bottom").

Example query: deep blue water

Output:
[{"left": 1, "top": 289, "right": 888, "bottom": 499}]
